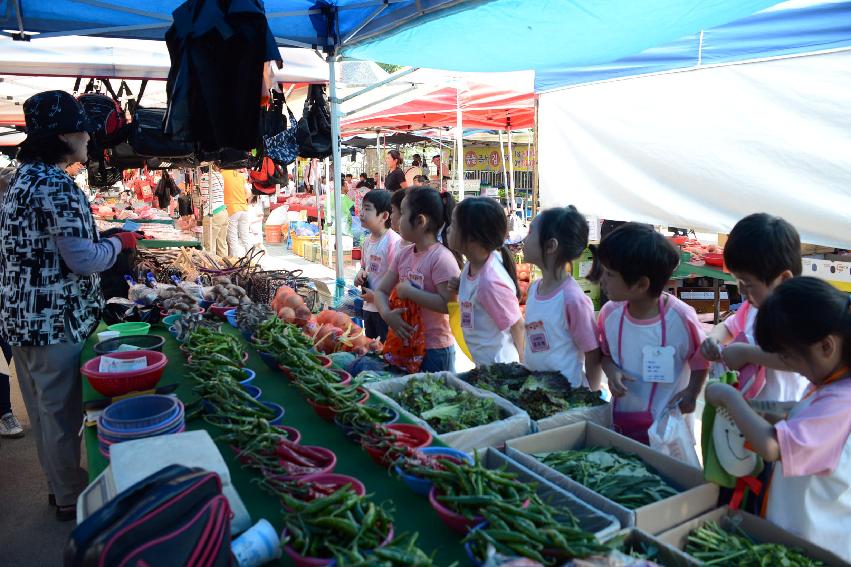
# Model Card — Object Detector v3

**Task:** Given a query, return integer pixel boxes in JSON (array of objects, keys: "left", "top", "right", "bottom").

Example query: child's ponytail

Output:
[{"left": 755, "top": 277, "right": 851, "bottom": 367}]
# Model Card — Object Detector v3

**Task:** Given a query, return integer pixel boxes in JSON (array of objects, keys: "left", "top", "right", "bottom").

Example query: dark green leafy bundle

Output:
[
  {"left": 390, "top": 375, "right": 501, "bottom": 433},
  {"left": 534, "top": 448, "right": 678, "bottom": 508},
  {"left": 464, "top": 363, "right": 603, "bottom": 420},
  {"left": 686, "top": 521, "right": 824, "bottom": 566}
]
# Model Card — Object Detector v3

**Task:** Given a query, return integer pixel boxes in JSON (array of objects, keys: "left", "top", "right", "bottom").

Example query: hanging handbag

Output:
[
  {"left": 129, "top": 107, "right": 195, "bottom": 158},
  {"left": 263, "top": 91, "right": 298, "bottom": 165},
  {"left": 296, "top": 85, "right": 332, "bottom": 159},
  {"left": 249, "top": 156, "right": 286, "bottom": 195}
]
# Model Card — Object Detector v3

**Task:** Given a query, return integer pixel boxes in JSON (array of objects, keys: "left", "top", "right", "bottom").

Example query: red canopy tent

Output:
[{"left": 341, "top": 83, "right": 534, "bottom": 131}]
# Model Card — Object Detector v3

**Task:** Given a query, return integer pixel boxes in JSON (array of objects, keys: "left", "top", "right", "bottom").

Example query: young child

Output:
[
  {"left": 591, "top": 223, "right": 708, "bottom": 445},
  {"left": 389, "top": 189, "right": 410, "bottom": 247},
  {"left": 375, "top": 187, "right": 461, "bottom": 372},
  {"left": 447, "top": 197, "right": 524, "bottom": 366},
  {"left": 701, "top": 213, "right": 809, "bottom": 401},
  {"left": 522, "top": 205, "right": 601, "bottom": 389},
  {"left": 355, "top": 190, "right": 401, "bottom": 342},
  {"left": 705, "top": 277, "right": 851, "bottom": 560}
]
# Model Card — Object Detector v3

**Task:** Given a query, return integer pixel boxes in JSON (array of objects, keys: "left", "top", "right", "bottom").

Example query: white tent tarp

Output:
[{"left": 538, "top": 48, "right": 851, "bottom": 248}]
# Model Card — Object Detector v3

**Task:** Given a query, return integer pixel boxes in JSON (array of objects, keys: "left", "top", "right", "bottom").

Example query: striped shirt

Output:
[{"left": 199, "top": 171, "right": 226, "bottom": 216}]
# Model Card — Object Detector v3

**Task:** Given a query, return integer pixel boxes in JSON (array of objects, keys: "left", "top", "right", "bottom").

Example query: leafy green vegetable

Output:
[
  {"left": 391, "top": 375, "right": 501, "bottom": 433},
  {"left": 686, "top": 521, "right": 824, "bottom": 566},
  {"left": 463, "top": 363, "right": 604, "bottom": 420},
  {"left": 533, "top": 448, "right": 678, "bottom": 508}
]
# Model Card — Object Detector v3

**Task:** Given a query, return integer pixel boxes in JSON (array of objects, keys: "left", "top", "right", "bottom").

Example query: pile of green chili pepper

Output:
[
  {"left": 280, "top": 488, "right": 394, "bottom": 560},
  {"left": 686, "top": 521, "right": 824, "bottom": 566},
  {"left": 193, "top": 372, "right": 275, "bottom": 420},
  {"left": 184, "top": 327, "right": 244, "bottom": 363},
  {"left": 534, "top": 447, "right": 678, "bottom": 508},
  {"left": 333, "top": 532, "right": 435, "bottom": 566}
]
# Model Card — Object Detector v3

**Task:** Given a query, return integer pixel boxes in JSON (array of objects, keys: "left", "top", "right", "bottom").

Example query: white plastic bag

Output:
[{"left": 648, "top": 406, "right": 701, "bottom": 468}]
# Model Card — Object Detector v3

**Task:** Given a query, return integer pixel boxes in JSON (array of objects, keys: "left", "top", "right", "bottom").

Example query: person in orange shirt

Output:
[{"left": 222, "top": 168, "right": 251, "bottom": 257}]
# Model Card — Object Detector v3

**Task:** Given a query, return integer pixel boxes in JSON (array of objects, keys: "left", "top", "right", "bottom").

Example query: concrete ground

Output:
[{"left": 0, "top": 366, "right": 78, "bottom": 566}]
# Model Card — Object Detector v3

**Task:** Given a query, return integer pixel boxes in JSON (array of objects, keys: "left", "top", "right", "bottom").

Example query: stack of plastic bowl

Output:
[{"left": 97, "top": 395, "right": 185, "bottom": 460}]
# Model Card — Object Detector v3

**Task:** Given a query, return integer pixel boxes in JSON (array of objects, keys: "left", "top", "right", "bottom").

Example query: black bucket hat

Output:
[{"left": 22, "top": 90, "right": 93, "bottom": 142}]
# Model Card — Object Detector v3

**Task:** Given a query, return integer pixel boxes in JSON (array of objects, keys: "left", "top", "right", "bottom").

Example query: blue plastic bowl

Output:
[
  {"left": 242, "top": 384, "right": 262, "bottom": 400},
  {"left": 199, "top": 299, "right": 213, "bottom": 309},
  {"left": 241, "top": 329, "right": 253, "bottom": 342},
  {"left": 162, "top": 313, "right": 183, "bottom": 328},
  {"left": 239, "top": 368, "right": 256, "bottom": 386},
  {"left": 257, "top": 350, "right": 279, "bottom": 371},
  {"left": 396, "top": 447, "right": 474, "bottom": 496},
  {"left": 261, "top": 402, "right": 285, "bottom": 425},
  {"left": 464, "top": 522, "right": 488, "bottom": 567},
  {"left": 101, "top": 395, "right": 181, "bottom": 432},
  {"left": 225, "top": 309, "right": 238, "bottom": 329}
]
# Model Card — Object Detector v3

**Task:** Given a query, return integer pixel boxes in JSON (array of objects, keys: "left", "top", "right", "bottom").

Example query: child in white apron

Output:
[
  {"left": 447, "top": 197, "right": 524, "bottom": 366},
  {"left": 591, "top": 223, "right": 708, "bottom": 445},
  {"left": 522, "top": 205, "right": 601, "bottom": 388},
  {"left": 705, "top": 277, "right": 851, "bottom": 561}
]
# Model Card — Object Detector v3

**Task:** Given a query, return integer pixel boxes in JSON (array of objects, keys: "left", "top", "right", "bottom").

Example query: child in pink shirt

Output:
[
  {"left": 522, "top": 206, "right": 601, "bottom": 388},
  {"left": 591, "top": 223, "right": 708, "bottom": 445},
  {"left": 447, "top": 197, "right": 524, "bottom": 366},
  {"left": 374, "top": 187, "right": 461, "bottom": 372},
  {"left": 706, "top": 277, "right": 851, "bottom": 561}
]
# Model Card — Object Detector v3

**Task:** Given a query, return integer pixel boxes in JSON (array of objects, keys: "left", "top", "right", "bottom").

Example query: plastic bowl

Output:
[
  {"left": 308, "top": 388, "right": 369, "bottom": 422},
  {"left": 210, "top": 304, "right": 235, "bottom": 319},
  {"left": 100, "top": 394, "right": 180, "bottom": 431},
  {"left": 239, "top": 368, "right": 256, "bottom": 386},
  {"left": 199, "top": 299, "right": 213, "bottom": 310},
  {"left": 297, "top": 473, "right": 366, "bottom": 499},
  {"left": 224, "top": 309, "right": 238, "bottom": 328},
  {"left": 106, "top": 322, "right": 151, "bottom": 336},
  {"left": 334, "top": 406, "right": 399, "bottom": 442},
  {"left": 429, "top": 486, "right": 485, "bottom": 533},
  {"left": 277, "top": 425, "right": 301, "bottom": 444},
  {"left": 266, "top": 445, "right": 336, "bottom": 480},
  {"left": 282, "top": 524, "right": 393, "bottom": 567},
  {"left": 81, "top": 350, "right": 168, "bottom": 397},
  {"left": 242, "top": 384, "right": 262, "bottom": 400},
  {"left": 464, "top": 522, "right": 489, "bottom": 567},
  {"left": 279, "top": 356, "right": 333, "bottom": 380},
  {"left": 363, "top": 423, "right": 432, "bottom": 466},
  {"left": 162, "top": 313, "right": 183, "bottom": 328},
  {"left": 704, "top": 252, "right": 724, "bottom": 267},
  {"left": 395, "top": 447, "right": 474, "bottom": 496},
  {"left": 94, "top": 334, "right": 166, "bottom": 355},
  {"left": 167, "top": 325, "right": 179, "bottom": 340},
  {"left": 262, "top": 402, "right": 286, "bottom": 425},
  {"left": 257, "top": 350, "right": 279, "bottom": 370}
]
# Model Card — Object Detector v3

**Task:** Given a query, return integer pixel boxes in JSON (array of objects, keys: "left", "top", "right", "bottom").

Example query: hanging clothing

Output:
[{"left": 164, "top": 0, "right": 281, "bottom": 152}]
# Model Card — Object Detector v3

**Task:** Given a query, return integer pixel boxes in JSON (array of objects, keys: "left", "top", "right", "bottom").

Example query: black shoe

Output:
[
  {"left": 48, "top": 493, "right": 56, "bottom": 507},
  {"left": 56, "top": 505, "right": 76, "bottom": 522}
]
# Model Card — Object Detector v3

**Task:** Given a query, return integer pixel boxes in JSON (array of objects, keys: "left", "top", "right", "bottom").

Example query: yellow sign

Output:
[{"left": 462, "top": 146, "right": 535, "bottom": 172}]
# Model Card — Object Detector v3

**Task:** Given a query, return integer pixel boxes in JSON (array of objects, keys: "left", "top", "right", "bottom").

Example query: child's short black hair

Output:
[
  {"left": 589, "top": 223, "right": 679, "bottom": 297},
  {"left": 756, "top": 276, "right": 851, "bottom": 367},
  {"left": 724, "top": 213, "right": 801, "bottom": 283},
  {"left": 390, "top": 187, "right": 406, "bottom": 210},
  {"left": 362, "top": 189, "right": 392, "bottom": 228}
]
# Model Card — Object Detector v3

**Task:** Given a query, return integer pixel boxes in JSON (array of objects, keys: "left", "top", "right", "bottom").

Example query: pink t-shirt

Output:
[
  {"left": 776, "top": 378, "right": 851, "bottom": 477},
  {"left": 598, "top": 294, "right": 708, "bottom": 419},
  {"left": 390, "top": 242, "right": 460, "bottom": 350},
  {"left": 361, "top": 229, "right": 401, "bottom": 313}
]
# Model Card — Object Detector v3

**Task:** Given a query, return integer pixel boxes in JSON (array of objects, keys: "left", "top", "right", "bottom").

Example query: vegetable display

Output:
[
  {"left": 464, "top": 363, "right": 604, "bottom": 420},
  {"left": 204, "top": 276, "right": 251, "bottom": 307},
  {"left": 184, "top": 327, "right": 244, "bottom": 363},
  {"left": 533, "top": 448, "right": 678, "bottom": 508},
  {"left": 171, "top": 312, "right": 221, "bottom": 342},
  {"left": 686, "top": 521, "right": 824, "bottom": 566},
  {"left": 334, "top": 532, "right": 434, "bottom": 566},
  {"left": 391, "top": 375, "right": 501, "bottom": 433},
  {"left": 235, "top": 303, "right": 274, "bottom": 338}
]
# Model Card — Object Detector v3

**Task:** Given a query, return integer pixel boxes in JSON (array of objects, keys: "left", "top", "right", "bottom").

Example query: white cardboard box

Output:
[
  {"left": 504, "top": 421, "right": 719, "bottom": 534},
  {"left": 657, "top": 506, "right": 848, "bottom": 566}
]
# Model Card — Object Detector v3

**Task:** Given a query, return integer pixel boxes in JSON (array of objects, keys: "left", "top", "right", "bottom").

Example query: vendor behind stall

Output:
[{"left": 0, "top": 91, "right": 141, "bottom": 521}]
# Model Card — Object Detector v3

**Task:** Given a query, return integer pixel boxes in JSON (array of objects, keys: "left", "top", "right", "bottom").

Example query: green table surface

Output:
[
  {"left": 82, "top": 325, "right": 468, "bottom": 565},
  {"left": 673, "top": 252, "right": 735, "bottom": 283},
  {"left": 135, "top": 218, "right": 176, "bottom": 225},
  {"left": 138, "top": 239, "right": 201, "bottom": 249}
]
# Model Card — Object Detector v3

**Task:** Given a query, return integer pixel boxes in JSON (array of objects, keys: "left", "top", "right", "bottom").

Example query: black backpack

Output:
[
  {"left": 297, "top": 84, "right": 332, "bottom": 159},
  {"left": 64, "top": 465, "right": 233, "bottom": 567},
  {"left": 77, "top": 93, "right": 128, "bottom": 150}
]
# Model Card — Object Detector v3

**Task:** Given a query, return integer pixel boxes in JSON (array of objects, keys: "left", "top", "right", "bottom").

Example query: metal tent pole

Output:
[
  {"left": 526, "top": 129, "right": 533, "bottom": 220},
  {"left": 532, "top": 97, "right": 540, "bottom": 218},
  {"left": 329, "top": 56, "right": 344, "bottom": 281},
  {"left": 455, "top": 87, "right": 464, "bottom": 201},
  {"left": 507, "top": 130, "right": 516, "bottom": 212},
  {"left": 498, "top": 130, "right": 509, "bottom": 199}
]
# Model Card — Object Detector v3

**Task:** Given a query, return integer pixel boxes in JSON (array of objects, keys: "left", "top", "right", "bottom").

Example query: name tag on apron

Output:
[
  {"left": 460, "top": 301, "right": 474, "bottom": 329},
  {"left": 642, "top": 345, "right": 676, "bottom": 383},
  {"left": 368, "top": 254, "right": 381, "bottom": 273},
  {"left": 408, "top": 271, "right": 424, "bottom": 290},
  {"left": 525, "top": 321, "right": 550, "bottom": 352}
]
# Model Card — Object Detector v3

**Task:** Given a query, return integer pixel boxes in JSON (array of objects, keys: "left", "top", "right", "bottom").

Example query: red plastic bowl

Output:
[
  {"left": 428, "top": 486, "right": 485, "bottom": 534},
  {"left": 279, "top": 355, "right": 333, "bottom": 381},
  {"left": 363, "top": 423, "right": 432, "bottom": 466},
  {"left": 704, "top": 252, "right": 724, "bottom": 267},
  {"left": 81, "top": 350, "right": 168, "bottom": 397},
  {"left": 297, "top": 473, "right": 366, "bottom": 499},
  {"left": 308, "top": 388, "right": 369, "bottom": 422},
  {"left": 209, "top": 304, "right": 235, "bottom": 318}
]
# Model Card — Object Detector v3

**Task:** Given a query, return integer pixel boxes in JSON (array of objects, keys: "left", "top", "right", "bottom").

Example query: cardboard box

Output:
[
  {"left": 477, "top": 448, "right": 620, "bottom": 539},
  {"left": 504, "top": 422, "right": 719, "bottom": 534},
  {"left": 803, "top": 257, "right": 851, "bottom": 292},
  {"left": 657, "top": 506, "right": 848, "bottom": 566},
  {"left": 676, "top": 286, "right": 730, "bottom": 314},
  {"left": 604, "top": 528, "right": 694, "bottom": 567}
]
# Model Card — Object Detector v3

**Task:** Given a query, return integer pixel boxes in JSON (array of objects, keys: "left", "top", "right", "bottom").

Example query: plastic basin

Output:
[
  {"left": 106, "top": 322, "right": 151, "bottom": 336},
  {"left": 395, "top": 447, "right": 474, "bottom": 496},
  {"left": 333, "top": 406, "right": 399, "bottom": 443},
  {"left": 100, "top": 395, "right": 180, "bottom": 431},
  {"left": 362, "top": 423, "right": 432, "bottom": 466},
  {"left": 262, "top": 402, "right": 285, "bottom": 425},
  {"left": 267, "top": 445, "right": 336, "bottom": 480},
  {"left": 297, "top": 473, "right": 366, "bottom": 499},
  {"left": 225, "top": 309, "right": 238, "bottom": 328},
  {"left": 161, "top": 313, "right": 183, "bottom": 328},
  {"left": 257, "top": 350, "right": 279, "bottom": 370},
  {"left": 429, "top": 486, "right": 484, "bottom": 534},
  {"left": 94, "top": 334, "right": 166, "bottom": 355},
  {"left": 239, "top": 368, "right": 256, "bottom": 386},
  {"left": 307, "top": 388, "right": 369, "bottom": 422},
  {"left": 81, "top": 350, "right": 168, "bottom": 397},
  {"left": 282, "top": 525, "right": 393, "bottom": 567},
  {"left": 242, "top": 384, "right": 262, "bottom": 400},
  {"left": 210, "top": 304, "right": 234, "bottom": 319}
]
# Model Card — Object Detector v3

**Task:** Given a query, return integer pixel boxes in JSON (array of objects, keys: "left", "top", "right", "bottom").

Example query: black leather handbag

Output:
[
  {"left": 130, "top": 107, "right": 195, "bottom": 158},
  {"left": 296, "top": 85, "right": 332, "bottom": 159}
]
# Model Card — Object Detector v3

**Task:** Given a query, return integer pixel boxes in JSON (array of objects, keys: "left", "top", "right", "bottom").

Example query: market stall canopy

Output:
[
  {"left": 342, "top": 133, "right": 432, "bottom": 148},
  {"left": 0, "top": 35, "right": 328, "bottom": 82}
]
